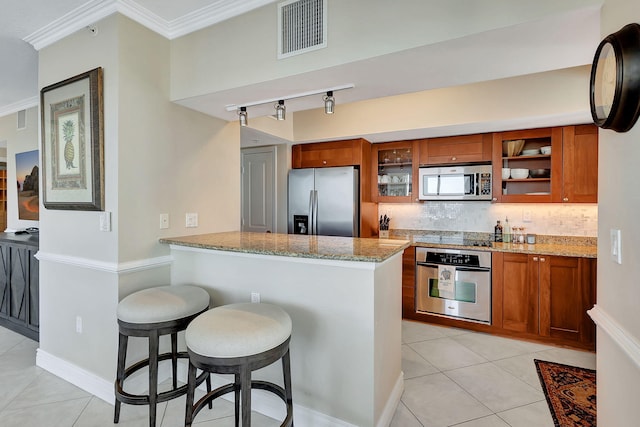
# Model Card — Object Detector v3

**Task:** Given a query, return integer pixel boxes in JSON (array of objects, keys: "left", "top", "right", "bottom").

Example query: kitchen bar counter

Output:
[
  {"left": 160, "top": 231, "right": 410, "bottom": 262},
  {"left": 160, "top": 231, "right": 405, "bottom": 426},
  {"left": 390, "top": 229, "right": 596, "bottom": 258}
]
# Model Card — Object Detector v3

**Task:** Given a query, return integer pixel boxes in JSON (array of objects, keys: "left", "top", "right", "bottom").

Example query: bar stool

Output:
[
  {"left": 114, "top": 285, "right": 211, "bottom": 427},
  {"left": 185, "top": 302, "right": 294, "bottom": 427}
]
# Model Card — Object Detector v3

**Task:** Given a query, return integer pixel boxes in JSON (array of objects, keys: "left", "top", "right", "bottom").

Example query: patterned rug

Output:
[{"left": 535, "top": 359, "right": 596, "bottom": 427}]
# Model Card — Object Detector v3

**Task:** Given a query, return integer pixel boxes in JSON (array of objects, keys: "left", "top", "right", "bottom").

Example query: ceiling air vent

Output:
[{"left": 278, "top": 0, "right": 327, "bottom": 59}]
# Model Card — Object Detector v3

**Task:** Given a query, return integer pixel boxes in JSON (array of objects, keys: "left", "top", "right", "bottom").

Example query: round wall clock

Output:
[{"left": 590, "top": 23, "right": 640, "bottom": 132}]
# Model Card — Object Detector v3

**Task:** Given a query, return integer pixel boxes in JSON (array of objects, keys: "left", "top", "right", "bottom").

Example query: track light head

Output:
[
  {"left": 275, "top": 100, "right": 286, "bottom": 121},
  {"left": 323, "top": 91, "right": 335, "bottom": 114},
  {"left": 238, "top": 106, "right": 248, "bottom": 127}
]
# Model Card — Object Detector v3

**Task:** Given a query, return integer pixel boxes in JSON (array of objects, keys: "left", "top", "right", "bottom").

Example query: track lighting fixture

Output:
[
  {"left": 238, "top": 106, "right": 248, "bottom": 126},
  {"left": 225, "top": 84, "right": 354, "bottom": 122},
  {"left": 275, "top": 100, "right": 286, "bottom": 121},
  {"left": 323, "top": 91, "right": 335, "bottom": 114}
]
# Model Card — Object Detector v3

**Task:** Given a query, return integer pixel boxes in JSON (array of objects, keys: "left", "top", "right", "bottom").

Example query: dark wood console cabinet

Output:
[{"left": 0, "top": 234, "right": 39, "bottom": 341}]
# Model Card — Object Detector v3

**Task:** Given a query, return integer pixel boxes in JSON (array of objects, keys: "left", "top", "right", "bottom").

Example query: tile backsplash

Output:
[{"left": 380, "top": 202, "right": 597, "bottom": 237}]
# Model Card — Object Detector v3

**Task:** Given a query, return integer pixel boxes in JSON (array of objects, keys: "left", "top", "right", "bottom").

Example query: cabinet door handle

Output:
[
  {"left": 322, "top": 160, "right": 327, "bottom": 165},
  {"left": 540, "top": 257, "right": 546, "bottom": 262},
  {"left": 492, "top": 197, "right": 497, "bottom": 202},
  {"left": 563, "top": 197, "right": 569, "bottom": 202},
  {"left": 533, "top": 257, "right": 539, "bottom": 261},
  {"left": 452, "top": 156, "right": 457, "bottom": 161}
]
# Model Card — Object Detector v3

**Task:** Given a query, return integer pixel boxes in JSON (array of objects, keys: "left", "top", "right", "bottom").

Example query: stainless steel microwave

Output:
[{"left": 418, "top": 163, "right": 492, "bottom": 201}]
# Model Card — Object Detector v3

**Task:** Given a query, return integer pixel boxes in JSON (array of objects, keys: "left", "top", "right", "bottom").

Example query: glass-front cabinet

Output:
[
  {"left": 372, "top": 140, "right": 419, "bottom": 203},
  {"left": 492, "top": 128, "right": 562, "bottom": 203}
]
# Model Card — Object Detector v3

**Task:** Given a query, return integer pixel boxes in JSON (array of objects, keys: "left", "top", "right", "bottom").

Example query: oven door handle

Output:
[
  {"left": 455, "top": 266, "right": 491, "bottom": 272},
  {"left": 416, "top": 262, "right": 490, "bottom": 272}
]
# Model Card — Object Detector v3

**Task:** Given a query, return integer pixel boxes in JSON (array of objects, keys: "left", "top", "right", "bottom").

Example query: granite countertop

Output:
[
  {"left": 160, "top": 231, "right": 411, "bottom": 262},
  {"left": 390, "top": 229, "right": 597, "bottom": 258},
  {"left": 0, "top": 232, "right": 39, "bottom": 247}
]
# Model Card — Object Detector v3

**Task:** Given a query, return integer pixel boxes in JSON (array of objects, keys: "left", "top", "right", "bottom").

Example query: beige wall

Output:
[
  {"left": 37, "top": 15, "right": 241, "bottom": 384},
  {"left": 596, "top": 1, "right": 640, "bottom": 425},
  {"left": 0, "top": 107, "right": 39, "bottom": 230},
  {"left": 292, "top": 66, "right": 592, "bottom": 142}
]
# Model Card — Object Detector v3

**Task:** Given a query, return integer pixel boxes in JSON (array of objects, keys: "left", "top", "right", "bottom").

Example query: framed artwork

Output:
[
  {"left": 40, "top": 67, "right": 104, "bottom": 210},
  {"left": 16, "top": 149, "right": 39, "bottom": 221}
]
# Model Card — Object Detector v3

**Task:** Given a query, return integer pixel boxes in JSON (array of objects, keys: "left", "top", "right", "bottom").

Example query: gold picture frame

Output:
[{"left": 40, "top": 67, "right": 104, "bottom": 210}]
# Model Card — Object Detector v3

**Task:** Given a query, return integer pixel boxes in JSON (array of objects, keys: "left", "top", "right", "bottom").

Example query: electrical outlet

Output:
[
  {"left": 523, "top": 210, "right": 532, "bottom": 222},
  {"left": 159, "top": 213, "right": 169, "bottom": 229},
  {"left": 186, "top": 213, "right": 198, "bottom": 228},
  {"left": 611, "top": 229, "right": 622, "bottom": 264},
  {"left": 76, "top": 316, "right": 83, "bottom": 333},
  {"left": 251, "top": 292, "right": 260, "bottom": 303}
]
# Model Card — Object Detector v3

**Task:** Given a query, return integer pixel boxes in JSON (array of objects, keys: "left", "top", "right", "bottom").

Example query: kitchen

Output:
[{"left": 0, "top": 0, "right": 638, "bottom": 426}]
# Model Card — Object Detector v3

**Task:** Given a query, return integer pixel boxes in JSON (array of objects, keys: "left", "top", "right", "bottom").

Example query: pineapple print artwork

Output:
[
  {"left": 62, "top": 119, "right": 76, "bottom": 169},
  {"left": 56, "top": 112, "right": 80, "bottom": 176}
]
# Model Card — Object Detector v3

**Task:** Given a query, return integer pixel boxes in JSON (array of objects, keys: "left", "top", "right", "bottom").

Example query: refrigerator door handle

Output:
[
  {"left": 313, "top": 190, "right": 319, "bottom": 235},
  {"left": 308, "top": 190, "right": 314, "bottom": 235}
]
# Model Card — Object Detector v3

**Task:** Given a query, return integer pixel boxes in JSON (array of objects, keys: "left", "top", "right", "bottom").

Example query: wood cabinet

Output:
[
  {"left": 419, "top": 133, "right": 492, "bottom": 165},
  {"left": 493, "top": 251, "right": 595, "bottom": 349},
  {"left": 292, "top": 139, "right": 370, "bottom": 169},
  {"left": 291, "top": 138, "right": 378, "bottom": 237},
  {"left": 0, "top": 235, "right": 39, "bottom": 341},
  {"left": 560, "top": 125, "right": 598, "bottom": 203},
  {"left": 492, "top": 125, "right": 598, "bottom": 203},
  {"left": 539, "top": 256, "right": 596, "bottom": 346},
  {"left": 372, "top": 140, "right": 419, "bottom": 203},
  {"left": 401, "top": 247, "right": 416, "bottom": 318}
]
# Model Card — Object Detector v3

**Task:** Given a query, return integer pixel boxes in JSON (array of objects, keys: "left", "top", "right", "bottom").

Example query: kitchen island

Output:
[{"left": 160, "top": 231, "right": 410, "bottom": 427}]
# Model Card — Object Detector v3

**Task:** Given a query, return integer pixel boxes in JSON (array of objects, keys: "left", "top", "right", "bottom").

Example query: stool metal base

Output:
[
  {"left": 114, "top": 309, "right": 210, "bottom": 427},
  {"left": 186, "top": 337, "right": 294, "bottom": 427}
]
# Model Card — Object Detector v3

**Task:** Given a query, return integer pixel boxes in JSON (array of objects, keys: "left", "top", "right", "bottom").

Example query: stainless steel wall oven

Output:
[{"left": 416, "top": 247, "right": 492, "bottom": 324}]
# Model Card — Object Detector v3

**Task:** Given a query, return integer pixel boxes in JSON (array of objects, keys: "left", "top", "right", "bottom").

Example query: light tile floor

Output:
[{"left": 0, "top": 320, "right": 595, "bottom": 426}]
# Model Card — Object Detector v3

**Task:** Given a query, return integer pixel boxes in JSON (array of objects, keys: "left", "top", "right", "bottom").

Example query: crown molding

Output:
[
  {"left": 167, "top": 0, "right": 275, "bottom": 39},
  {"left": 0, "top": 96, "right": 39, "bottom": 118},
  {"left": 24, "top": 0, "right": 276, "bottom": 51}
]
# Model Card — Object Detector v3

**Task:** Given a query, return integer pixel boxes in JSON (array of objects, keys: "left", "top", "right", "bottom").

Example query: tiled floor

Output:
[{"left": 0, "top": 320, "right": 596, "bottom": 426}]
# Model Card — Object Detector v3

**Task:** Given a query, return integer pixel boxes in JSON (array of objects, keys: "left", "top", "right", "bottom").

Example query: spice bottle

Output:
[
  {"left": 494, "top": 220, "right": 503, "bottom": 242},
  {"left": 503, "top": 217, "right": 511, "bottom": 243}
]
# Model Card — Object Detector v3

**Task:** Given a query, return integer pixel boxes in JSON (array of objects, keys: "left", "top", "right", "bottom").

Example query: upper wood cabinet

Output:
[
  {"left": 560, "top": 125, "right": 598, "bottom": 203},
  {"left": 492, "top": 125, "right": 597, "bottom": 203},
  {"left": 292, "top": 138, "right": 370, "bottom": 169},
  {"left": 419, "top": 133, "right": 492, "bottom": 165},
  {"left": 371, "top": 140, "right": 420, "bottom": 203}
]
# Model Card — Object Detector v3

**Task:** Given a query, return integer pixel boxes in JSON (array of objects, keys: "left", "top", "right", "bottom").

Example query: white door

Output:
[{"left": 241, "top": 146, "right": 276, "bottom": 233}]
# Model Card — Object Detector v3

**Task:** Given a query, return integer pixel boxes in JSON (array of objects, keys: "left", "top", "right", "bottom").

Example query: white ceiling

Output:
[{"left": 1, "top": 0, "right": 602, "bottom": 129}]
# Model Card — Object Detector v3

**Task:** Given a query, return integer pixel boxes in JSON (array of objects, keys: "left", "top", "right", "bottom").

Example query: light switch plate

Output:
[
  {"left": 159, "top": 213, "right": 169, "bottom": 229},
  {"left": 99, "top": 211, "right": 111, "bottom": 232},
  {"left": 186, "top": 213, "right": 198, "bottom": 228},
  {"left": 610, "top": 228, "right": 622, "bottom": 264}
]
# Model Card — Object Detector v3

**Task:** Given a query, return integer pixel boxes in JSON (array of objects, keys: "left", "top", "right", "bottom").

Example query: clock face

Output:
[{"left": 592, "top": 42, "right": 617, "bottom": 122}]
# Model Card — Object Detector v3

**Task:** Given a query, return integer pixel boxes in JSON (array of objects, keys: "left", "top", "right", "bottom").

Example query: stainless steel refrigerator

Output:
[{"left": 288, "top": 166, "right": 360, "bottom": 237}]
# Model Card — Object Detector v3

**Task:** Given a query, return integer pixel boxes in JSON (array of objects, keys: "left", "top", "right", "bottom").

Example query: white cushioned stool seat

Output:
[
  {"left": 114, "top": 285, "right": 211, "bottom": 427},
  {"left": 117, "top": 285, "right": 210, "bottom": 324},
  {"left": 185, "top": 303, "right": 294, "bottom": 427},
  {"left": 186, "top": 303, "right": 292, "bottom": 358}
]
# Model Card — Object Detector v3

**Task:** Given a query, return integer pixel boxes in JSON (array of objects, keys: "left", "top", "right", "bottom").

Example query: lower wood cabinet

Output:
[
  {"left": 0, "top": 237, "right": 39, "bottom": 341},
  {"left": 493, "top": 252, "right": 595, "bottom": 349},
  {"left": 401, "top": 247, "right": 416, "bottom": 318}
]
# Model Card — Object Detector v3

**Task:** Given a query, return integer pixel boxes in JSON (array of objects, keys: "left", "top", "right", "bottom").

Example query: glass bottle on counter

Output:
[
  {"left": 494, "top": 220, "right": 503, "bottom": 242},
  {"left": 503, "top": 217, "right": 511, "bottom": 243}
]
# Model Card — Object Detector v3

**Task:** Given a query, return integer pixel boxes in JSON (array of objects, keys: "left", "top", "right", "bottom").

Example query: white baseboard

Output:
[
  {"left": 588, "top": 304, "right": 640, "bottom": 368},
  {"left": 377, "top": 372, "right": 404, "bottom": 427},
  {"left": 36, "top": 348, "right": 115, "bottom": 404},
  {"left": 38, "top": 349, "right": 396, "bottom": 426}
]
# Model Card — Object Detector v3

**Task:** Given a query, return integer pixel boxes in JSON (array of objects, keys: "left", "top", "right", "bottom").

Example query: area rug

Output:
[{"left": 535, "top": 359, "right": 596, "bottom": 427}]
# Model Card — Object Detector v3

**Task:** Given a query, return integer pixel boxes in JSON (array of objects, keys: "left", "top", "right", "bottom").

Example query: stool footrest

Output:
[
  {"left": 192, "top": 380, "right": 293, "bottom": 427},
  {"left": 115, "top": 351, "right": 208, "bottom": 406}
]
